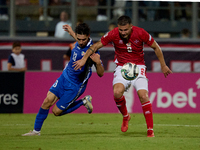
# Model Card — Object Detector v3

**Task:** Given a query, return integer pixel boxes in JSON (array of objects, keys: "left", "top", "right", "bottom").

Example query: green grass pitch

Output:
[{"left": 0, "top": 113, "right": 199, "bottom": 150}]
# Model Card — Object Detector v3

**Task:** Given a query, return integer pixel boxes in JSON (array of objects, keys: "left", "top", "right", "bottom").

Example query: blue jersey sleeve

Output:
[{"left": 8, "top": 55, "right": 15, "bottom": 66}]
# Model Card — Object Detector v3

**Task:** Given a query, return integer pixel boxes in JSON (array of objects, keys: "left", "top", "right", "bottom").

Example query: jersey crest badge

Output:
[
  {"left": 126, "top": 43, "right": 131, "bottom": 47},
  {"left": 81, "top": 51, "right": 85, "bottom": 56},
  {"left": 134, "top": 39, "right": 139, "bottom": 44}
]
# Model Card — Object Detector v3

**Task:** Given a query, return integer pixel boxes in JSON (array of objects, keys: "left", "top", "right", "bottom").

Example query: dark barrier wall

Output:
[
  {"left": 1, "top": 39, "right": 200, "bottom": 72},
  {"left": 0, "top": 72, "right": 24, "bottom": 113}
]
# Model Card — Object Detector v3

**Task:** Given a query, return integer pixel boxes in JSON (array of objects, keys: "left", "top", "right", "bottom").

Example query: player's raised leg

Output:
[{"left": 58, "top": 95, "right": 93, "bottom": 115}]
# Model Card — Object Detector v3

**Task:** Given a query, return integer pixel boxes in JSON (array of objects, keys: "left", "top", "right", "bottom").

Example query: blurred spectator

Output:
[
  {"left": 181, "top": 28, "right": 190, "bottom": 38},
  {"left": 146, "top": 1, "right": 160, "bottom": 21},
  {"left": 108, "top": 22, "right": 116, "bottom": 31},
  {"left": 125, "top": 1, "right": 147, "bottom": 21},
  {"left": 175, "top": 2, "right": 192, "bottom": 21},
  {"left": 98, "top": 22, "right": 116, "bottom": 37},
  {"left": 0, "top": 0, "right": 9, "bottom": 20},
  {"left": 175, "top": 2, "right": 186, "bottom": 21},
  {"left": 112, "top": 0, "right": 126, "bottom": 19},
  {"left": 49, "top": 0, "right": 62, "bottom": 5},
  {"left": 138, "top": 1, "right": 147, "bottom": 21},
  {"left": 39, "top": 0, "right": 53, "bottom": 21},
  {"left": 39, "top": 0, "right": 48, "bottom": 6},
  {"left": 39, "top": 7, "right": 53, "bottom": 21},
  {"left": 158, "top": 2, "right": 170, "bottom": 21},
  {"left": 7, "top": 42, "right": 27, "bottom": 72},
  {"left": 54, "top": 11, "right": 72, "bottom": 38},
  {"left": 96, "top": 0, "right": 108, "bottom": 21},
  {"left": 185, "top": 2, "right": 192, "bottom": 20},
  {"left": 124, "top": 1, "right": 132, "bottom": 18},
  {"left": 96, "top": 0, "right": 114, "bottom": 21},
  {"left": 198, "top": 33, "right": 200, "bottom": 39}
]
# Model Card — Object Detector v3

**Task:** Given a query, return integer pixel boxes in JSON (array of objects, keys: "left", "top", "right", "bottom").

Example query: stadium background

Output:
[{"left": 0, "top": 0, "right": 200, "bottom": 113}]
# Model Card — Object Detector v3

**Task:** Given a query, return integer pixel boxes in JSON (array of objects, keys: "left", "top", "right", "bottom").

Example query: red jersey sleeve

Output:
[
  {"left": 140, "top": 28, "right": 154, "bottom": 46},
  {"left": 101, "top": 29, "right": 116, "bottom": 46}
]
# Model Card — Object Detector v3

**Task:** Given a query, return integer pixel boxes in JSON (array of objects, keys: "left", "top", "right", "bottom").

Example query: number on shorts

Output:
[
  {"left": 53, "top": 80, "right": 58, "bottom": 87},
  {"left": 141, "top": 68, "right": 145, "bottom": 76}
]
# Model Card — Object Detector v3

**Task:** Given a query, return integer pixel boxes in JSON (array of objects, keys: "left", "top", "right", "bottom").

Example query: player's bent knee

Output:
[
  {"left": 113, "top": 89, "right": 124, "bottom": 98},
  {"left": 137, "top": 89, "right": 149, "bottom": 103},
  {"left": 52, "top": 109, "right": 61, "bottom": 116},
  {"left": 52, "top": 110, "right": 60, "bottom": 116},
  {"left": 113, "top": 83, "right": 125, "bottom": 98},
  {"left": 41, "top": 98, "right": 52, "bottom": 109},
  {"left": 139, "top": 94, "right": 149, "bottom": 103},
  {"left": 52, "top": 105, "right": 62, "bottom": 116}
]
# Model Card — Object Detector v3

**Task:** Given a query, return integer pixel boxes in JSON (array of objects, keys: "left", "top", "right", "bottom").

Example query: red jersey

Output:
[{"left": 101, "top": 26, "right": 154, "bottom": 66}]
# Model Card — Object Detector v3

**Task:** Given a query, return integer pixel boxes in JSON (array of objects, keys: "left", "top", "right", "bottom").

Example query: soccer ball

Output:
[{"left": 121, "top": 62, "right": 139, "bottom": 80}]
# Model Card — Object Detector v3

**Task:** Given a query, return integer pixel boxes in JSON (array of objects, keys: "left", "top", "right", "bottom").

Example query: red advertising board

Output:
[{"left": 24, "top": 72, "right": 200, "bottom": 113}]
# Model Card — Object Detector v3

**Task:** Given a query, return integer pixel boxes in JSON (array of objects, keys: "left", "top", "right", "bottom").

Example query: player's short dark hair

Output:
[
  {"left": 12, "top": 41, "right": 21, "bottom": 49},
  {"left": 117, "top": 15, "right": 131, "bottom": 26},
  {"left": 75, "top": 23, "right": 90, "bottom": 36}
]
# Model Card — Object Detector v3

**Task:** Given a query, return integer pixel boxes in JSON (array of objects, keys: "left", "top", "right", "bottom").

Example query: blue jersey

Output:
[
  {"left": 49, "top": 38, "right": 102, "bottom": 110},
  {"left": 62, "top": 38, "right": 99, "bottom": 84}
]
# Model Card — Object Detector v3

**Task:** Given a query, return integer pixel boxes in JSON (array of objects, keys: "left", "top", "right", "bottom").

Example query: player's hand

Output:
[
  {"left": 73, "top": 58, "right": 87, "bottom": 70},
  {"left": 90, "top": 53, "right": 101, "bottom": 64},
  {"left": 161, "top": 65, "right": 173, "bottom": 78},
  {"left": 63, "top": 24, "right": 73, "bottom": 35}
]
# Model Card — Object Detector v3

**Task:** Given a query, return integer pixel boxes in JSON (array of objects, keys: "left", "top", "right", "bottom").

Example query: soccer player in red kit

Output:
[{"left": 65, "top": 16, "right": 172, "bottom": 137}]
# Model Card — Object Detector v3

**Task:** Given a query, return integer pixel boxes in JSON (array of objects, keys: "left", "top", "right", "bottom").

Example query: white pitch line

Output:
[
  {"left": 154, "top": 124, "right": 200, "bottom": 127},
  {"left": 1, "top": 124, "right": 29, "bottom": 126},
  {"left": 77, "top": 123, "right": 200, "bottom": 128}
]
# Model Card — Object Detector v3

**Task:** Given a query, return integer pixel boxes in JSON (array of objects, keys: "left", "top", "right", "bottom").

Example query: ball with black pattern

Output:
[{"left": 121, "top": 62, "right": 139, "bottom": 80}]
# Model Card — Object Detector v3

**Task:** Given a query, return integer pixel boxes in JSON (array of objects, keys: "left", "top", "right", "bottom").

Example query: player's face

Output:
[
  {"left": 12, "top": 46, "right": 22, "bottom": 55},
  {"left": 76, "top": 34, "right": 89, "bottom": 48},
  {"left": 118, "top": 24, "right": 132, "bottom": 39}
]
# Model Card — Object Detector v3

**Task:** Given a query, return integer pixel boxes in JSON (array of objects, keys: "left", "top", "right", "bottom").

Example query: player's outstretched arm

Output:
[
  {"left": 73, "top": 40, "right": 104, "bottom": 70},
  {"left": 63, "top": 24, "right": 77, "bottom": 40},
  {"left": 151, "top": 41, "right": 173, "bottom": 78},
  {"left": 90, "top": 53, "right": 104, "bottom": 77}
]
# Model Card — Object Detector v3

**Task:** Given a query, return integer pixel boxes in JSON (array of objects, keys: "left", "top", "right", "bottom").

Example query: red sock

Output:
[
  {"left": 142, "top": 101, "right": 153, "bottom": 129},
  {"left": 114, "top": 95, "right": 128, "bottom": 117}
]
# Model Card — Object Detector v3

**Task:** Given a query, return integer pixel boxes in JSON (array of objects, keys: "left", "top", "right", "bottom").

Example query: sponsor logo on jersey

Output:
[{"left": 119, "top": 40, "right": 123, "bottom": 44}]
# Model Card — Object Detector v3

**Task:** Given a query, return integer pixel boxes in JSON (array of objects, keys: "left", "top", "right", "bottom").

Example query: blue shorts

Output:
[{"left": 49, "top": 74, "right": 87, "bottom": 110}]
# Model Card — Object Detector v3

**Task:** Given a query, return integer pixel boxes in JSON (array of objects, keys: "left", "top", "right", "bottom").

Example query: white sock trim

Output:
[
  {"left": 147, "top": 128, "right": 153, "bottom": 131},
  {"left": 33, "top": 129, "right": 40, "bottom": 133}
]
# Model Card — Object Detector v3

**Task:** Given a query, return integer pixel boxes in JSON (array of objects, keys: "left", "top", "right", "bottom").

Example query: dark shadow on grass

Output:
[
  {"left": 120, "top": 131, "right": 146, "bottom": 137},
  {"left": 44, "top": 131, "right": 148, "bottom": 138},
  {"left": 49, "top": 131, "right": 112, "bottom": 136}
]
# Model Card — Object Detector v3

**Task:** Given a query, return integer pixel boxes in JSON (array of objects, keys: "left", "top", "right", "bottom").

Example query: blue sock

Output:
[
  {"left": 60, "top": 100, "right": 83, "bottom": 116},
  {"left": 34, "top": 107, "right": 49, "bottom": 132}
]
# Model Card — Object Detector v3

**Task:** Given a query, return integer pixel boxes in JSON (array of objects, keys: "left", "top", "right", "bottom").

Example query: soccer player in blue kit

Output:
[{"left": 22, "top": 23, "right": 104, "bottom": 136}]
